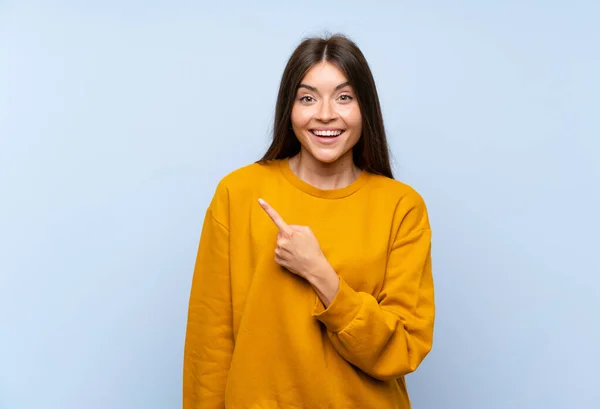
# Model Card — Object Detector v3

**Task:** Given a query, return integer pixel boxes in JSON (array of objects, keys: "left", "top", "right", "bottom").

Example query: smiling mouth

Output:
[{"left": 310, "top": 129, "right": 345, "bottom": 138}]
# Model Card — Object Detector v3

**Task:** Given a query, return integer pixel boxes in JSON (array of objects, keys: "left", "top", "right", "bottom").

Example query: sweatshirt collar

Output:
[{"left": 279, "top": 157, "right": 370, "bottom": 199}]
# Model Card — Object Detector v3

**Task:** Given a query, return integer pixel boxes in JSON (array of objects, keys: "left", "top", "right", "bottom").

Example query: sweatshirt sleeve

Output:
[
  {"left": 312, "top": 193, "right": 434, "bottom": 382},
  {"left": 183, "top": 184, "right": 233, "bottom": 409}
]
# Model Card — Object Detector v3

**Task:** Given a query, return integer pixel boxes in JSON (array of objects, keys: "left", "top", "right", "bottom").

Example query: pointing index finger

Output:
[{"left": 258, "top": 198, "right": 291, "bottom": 233}]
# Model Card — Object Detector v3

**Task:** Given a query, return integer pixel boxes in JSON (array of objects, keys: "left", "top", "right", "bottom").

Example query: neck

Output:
[{"left": 289, "top": 150, "right": 361, "bottom": 190}]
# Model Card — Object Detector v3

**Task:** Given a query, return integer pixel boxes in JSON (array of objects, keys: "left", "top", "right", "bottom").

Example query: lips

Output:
[
  {"left": 310, "top": 129, "right": 344, "bottom": 145},
  {"left": 310, "top": 129, "right": 345, "bottom": 137}
]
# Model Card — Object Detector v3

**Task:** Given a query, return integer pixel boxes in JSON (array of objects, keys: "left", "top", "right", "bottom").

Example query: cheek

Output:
[
  {"left": 291, "top": 105, "right": 312, "bottom": 127},
  {"left": 342, "top": 106, "right": 363, "bottom": 133}
]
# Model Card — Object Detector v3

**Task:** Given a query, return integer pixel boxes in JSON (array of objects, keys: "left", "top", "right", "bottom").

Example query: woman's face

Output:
[{"left": 291, "top": 61, "right": 362, "bottom": 166}]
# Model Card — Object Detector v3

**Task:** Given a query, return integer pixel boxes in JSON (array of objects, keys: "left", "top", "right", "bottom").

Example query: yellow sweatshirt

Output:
[{"left": 183, "top": 158, "right": 435, "bottom": 409}]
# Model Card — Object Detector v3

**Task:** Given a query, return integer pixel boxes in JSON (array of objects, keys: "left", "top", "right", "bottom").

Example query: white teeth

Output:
[{"left": 312, "top": 130, "right": 343, "bottom": 137}]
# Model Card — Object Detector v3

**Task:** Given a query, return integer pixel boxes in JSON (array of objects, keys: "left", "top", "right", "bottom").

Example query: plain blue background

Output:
[{"left": 1, "top": 1, "right": 599, "bottom": 408}]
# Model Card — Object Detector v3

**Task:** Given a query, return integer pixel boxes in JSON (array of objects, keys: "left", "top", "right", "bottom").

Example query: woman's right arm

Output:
[{"left": 183, "top": 184, "right": 233, "bottom": 409}]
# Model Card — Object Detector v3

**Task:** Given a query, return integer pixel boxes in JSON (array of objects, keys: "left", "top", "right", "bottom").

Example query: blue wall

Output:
[{"left": 1, "top": 1, "right": 598, "bottom": 408}]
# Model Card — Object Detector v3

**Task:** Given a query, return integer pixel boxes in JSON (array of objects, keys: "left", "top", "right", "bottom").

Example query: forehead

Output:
[{"left": 301, "top": 61, "right": 349, "bottom": 87}]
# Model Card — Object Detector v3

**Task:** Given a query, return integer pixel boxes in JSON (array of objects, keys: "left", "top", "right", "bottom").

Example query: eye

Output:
[
  {"left": 299, "top": 96, "right": 315, "bottom": 103},
  {"left": 338, "top": 94, "right": 353, "bottom": 101}
]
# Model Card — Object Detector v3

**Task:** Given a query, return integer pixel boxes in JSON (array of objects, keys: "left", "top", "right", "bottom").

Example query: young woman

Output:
[{"left": 183, "top": 34, "right": 435, "bottom": 409}]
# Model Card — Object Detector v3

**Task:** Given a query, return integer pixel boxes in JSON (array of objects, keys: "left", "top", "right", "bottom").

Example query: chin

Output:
[{"left": 310, "top": 151, "right": 342, "bottom": 164}]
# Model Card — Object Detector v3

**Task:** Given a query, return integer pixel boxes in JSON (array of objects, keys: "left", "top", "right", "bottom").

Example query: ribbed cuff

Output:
[{"left": 311, "top": 277, "right": 363, "bottom": 333}]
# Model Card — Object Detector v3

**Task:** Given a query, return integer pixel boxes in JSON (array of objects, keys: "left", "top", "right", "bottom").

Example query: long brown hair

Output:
[{"left": 257, "top": 34, "right": 394, "bottom": 179}]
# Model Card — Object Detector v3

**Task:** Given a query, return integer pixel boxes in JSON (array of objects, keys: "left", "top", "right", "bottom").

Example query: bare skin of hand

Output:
[{"left": 258, "top": 198, "right": 339, "bottom": 307}]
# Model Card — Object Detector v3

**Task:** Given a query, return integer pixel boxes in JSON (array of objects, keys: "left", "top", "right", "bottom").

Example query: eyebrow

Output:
[{"left": 298, "top": 81, "right": 351, "bottom": 93}]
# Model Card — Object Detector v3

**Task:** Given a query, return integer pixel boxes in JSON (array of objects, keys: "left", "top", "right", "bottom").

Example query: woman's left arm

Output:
[{"left": 310, "top": 199, "right": 435, "bottom": 382}]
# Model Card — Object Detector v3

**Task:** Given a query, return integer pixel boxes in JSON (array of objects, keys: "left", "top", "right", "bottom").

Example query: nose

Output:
[{"left": 316, "top": 100, "right": 336, "bottom": 122}]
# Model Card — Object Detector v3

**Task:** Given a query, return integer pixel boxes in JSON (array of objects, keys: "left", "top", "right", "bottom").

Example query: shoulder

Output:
[
  {"left": 215, "top": 160, "right": 280, "bottom": 195},
  {"left": 222, "top": 160, "right": 279, "bottom": 187},
  {"left": 368, "top": 173, "right": 427, "bottom": 210},
  {"left": 208, "top": 160, "right": 281, "bottom": 222},
  {"left": 367, "top": 173, "right": 430, "bottom": 231}
]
